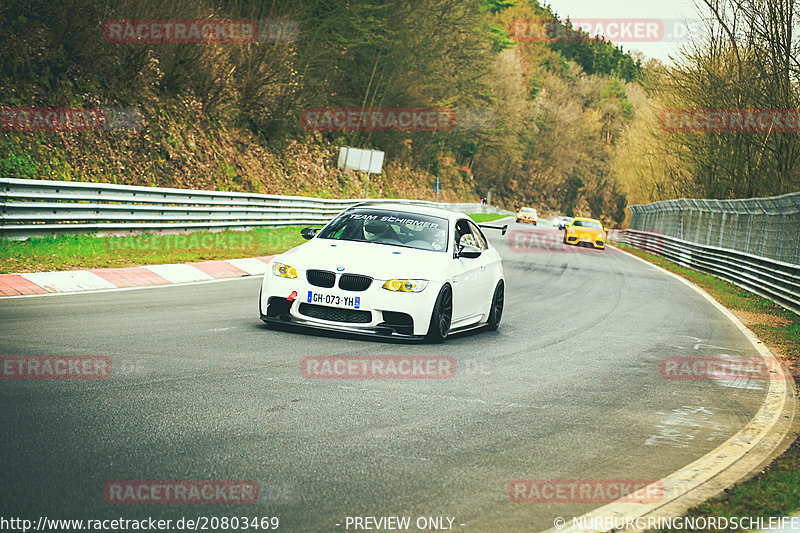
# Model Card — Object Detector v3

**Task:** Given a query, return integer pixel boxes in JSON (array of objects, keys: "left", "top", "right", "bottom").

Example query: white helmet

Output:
[{"left": 363, "top": 219, "right": 389, "bottom": 241}]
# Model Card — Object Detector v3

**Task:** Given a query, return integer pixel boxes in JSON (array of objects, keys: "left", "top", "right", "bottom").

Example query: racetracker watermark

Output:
[
  {"left": 105, "top": 231, "right": 259, "bottom": 252},
  {"left": 1, "top": 107, "right": 143, "bottom": 132},
  {"left": 509, "top": 479, "right": 664, "bottom": 503},
  {"left": 103, "top": 19, "right": 298, "bottom": 44},
  {"left": 660, "top": 109, "right": 800, "bottom": 132},
  {"left": 301, "top": 356, "right": 455, "bottom": 379},
  {"left": 1, "top": 356, "right": 111, "bottom": 379},
  {"left": 104, "top": 481, "right": 259, "bottom": 504},
  {"left": 508, "top": 229, "right": 612, "bottom": 254},
  {"left": 509, "top": 18, "right": 703, "bottom": 43},
  {"left": 660, "top": 356, "right": 797, "bottom": 381},
  {"left": 302, "top": 108, "right": 455, "bottom": 132}
]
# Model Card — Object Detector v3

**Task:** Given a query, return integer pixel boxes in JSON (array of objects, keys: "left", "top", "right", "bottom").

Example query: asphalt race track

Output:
[{"left": 0, "top": 218, "right": 770, "bottom": 532}]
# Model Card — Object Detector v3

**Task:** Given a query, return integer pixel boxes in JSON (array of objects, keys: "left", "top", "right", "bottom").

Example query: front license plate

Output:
[
  {"left": 307, "top": 291, "right": 361, "bottom": 309},
  {"left": 580, "top": 237, "right": 592, "bottom": 242}
]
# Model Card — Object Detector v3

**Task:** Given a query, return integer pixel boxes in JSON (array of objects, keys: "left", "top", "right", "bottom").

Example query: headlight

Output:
[
  {"left": 598, "top": 232, "right": 606, "bottom": 239},
  {"left": 382, "top": 279, "right": 428, "bottom": 293},
  {"left": 568, "top": 227, "right": 576, "bottom": 234},
  {"left": 272, "top": 261, "right": 298, "bottom": 279}
]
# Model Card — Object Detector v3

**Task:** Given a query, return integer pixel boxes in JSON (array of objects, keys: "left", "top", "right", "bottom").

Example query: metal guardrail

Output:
[
  {"left": 611, "top": 229, "right": 800, "bottom": 314},
  {"left": 0, "top": 177, "right": 507, "bottom": 238},
  {"left": 628, "top": 192, "right": 800, "bottom": 266}
]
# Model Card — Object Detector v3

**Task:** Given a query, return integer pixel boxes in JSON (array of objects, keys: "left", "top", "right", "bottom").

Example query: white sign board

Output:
[
  {"left": 337, "top": 147, "right": 349, "bottom": 169},
  {"left": 346, "top": 148, "right": 365, "bottom": 172},
  {"left": 368, "top": 150, "right": 384, "bottom": 174},
  {"left": 338, "top": 147, "right": 384, "bottom": 175}
]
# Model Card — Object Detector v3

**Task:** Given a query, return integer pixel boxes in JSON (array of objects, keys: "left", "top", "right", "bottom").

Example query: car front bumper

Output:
[
  {"left": 564, "top": 234, "right": 606, "bottom": 248},
  {"left": 259, "top": 272, "right": 442, "bottom": 338}
]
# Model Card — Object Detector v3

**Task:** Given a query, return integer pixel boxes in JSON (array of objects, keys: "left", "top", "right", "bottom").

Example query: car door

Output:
[
  {"left": 449, "top": 219, "right": 485, "bottom": 324},
  {"left": 467, "top": 220, "right": 497, "bottom": 308}
]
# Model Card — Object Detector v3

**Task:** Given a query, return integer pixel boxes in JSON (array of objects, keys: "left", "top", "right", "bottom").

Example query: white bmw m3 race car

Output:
[{"left": 259, "top": 203, "right": 506, "bottom": 342}]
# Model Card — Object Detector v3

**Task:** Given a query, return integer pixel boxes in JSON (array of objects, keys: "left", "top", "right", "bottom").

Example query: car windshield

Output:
[
  {"left": 317, "top": 209, "right": 449, "bottom": 252},
  {"left": 521, "top": 208, "right": 536, "bottom": 214},
  {"left": 572, "top": 219, "right": 603, "bottom": 230}
]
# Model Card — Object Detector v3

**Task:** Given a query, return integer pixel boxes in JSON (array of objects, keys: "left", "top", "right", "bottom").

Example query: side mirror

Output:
[
  {"left": 301, "top": 227, "right": 320, "bottom": 240},
  {"left": 604, "top": 227, "right": 610, "bottom": 234},
  {"left": 458, "top": 245, "right": 482, "bottom": 259}
]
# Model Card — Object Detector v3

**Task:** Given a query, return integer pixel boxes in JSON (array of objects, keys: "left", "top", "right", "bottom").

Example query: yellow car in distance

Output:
[
  {"left": 515, "top": 207, "right": 538, "bottom": 225},
  {"left": 563, "top": 217, "right": 608, "bottom": 250}
]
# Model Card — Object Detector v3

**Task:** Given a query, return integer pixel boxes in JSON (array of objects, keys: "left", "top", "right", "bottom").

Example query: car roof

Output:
[
  {"left": 345, "top": 202, "right": 468, "bottom": 221},
  {"left": 573, "top": 216, "right": 602, "bottom": 223}
]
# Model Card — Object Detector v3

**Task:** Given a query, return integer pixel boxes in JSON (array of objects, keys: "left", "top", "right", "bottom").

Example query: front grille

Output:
[
  {"left": 307, "top": 269, "right": 335, "bottom": 288},
  {"left": 338, "top": 274, "right": 373, "bottom": 292},
  {"left": 298, "top": 303, "right": 372, "bottom": 323}
]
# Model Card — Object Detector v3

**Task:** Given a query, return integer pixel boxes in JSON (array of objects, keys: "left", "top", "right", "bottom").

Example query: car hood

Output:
[{"left": 275, "top": 238, "right": 449, "bottom": 280}]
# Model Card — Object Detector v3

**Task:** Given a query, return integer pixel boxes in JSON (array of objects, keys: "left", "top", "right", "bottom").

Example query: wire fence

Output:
[
  {"left": 611, "top": 229, "right": 800, "bottom": 313},
  {"left": 628, "top": 192, "right": 800, "bottom": 266}
]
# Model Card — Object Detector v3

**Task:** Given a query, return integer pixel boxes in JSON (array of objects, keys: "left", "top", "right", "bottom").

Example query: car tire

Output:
[
  {"left": 425, "top": 284, "right": 453, "bottom": 344},
  {"left": 487, "top": 280, "right": 504, "bottom": 331}
]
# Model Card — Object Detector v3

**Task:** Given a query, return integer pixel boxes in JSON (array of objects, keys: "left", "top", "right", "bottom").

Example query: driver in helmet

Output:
[{"left": 363, "top": 219, "right": 395, "bottom": 242}]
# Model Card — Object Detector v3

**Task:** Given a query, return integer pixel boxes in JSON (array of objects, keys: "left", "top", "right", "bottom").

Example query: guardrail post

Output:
[
  {"left": 629, "top": 206, "right": 640, "bottom": 230},
  {"left": 682, "top": 199, "right": 693, "bottom": 242},
  {"left": 743, "top": 200, "right": 754, "bottom": 254},
  {"left": 0, "top": 180, "right": 6, "bottom": 239},
  {"left": 653, "top": 206, "right": 660, "bottom": 232},
  {"left": 704, "top": 201, "right": 714, "bottom": 246},
  {"left": 693, "top": 200, "right": 703, "bottom": 244},
  {"left": 667, "top": 201, "right": 678, "bottom": 237},
  {"left": 758, "top": 199, "right": 769, "bottom": 257},
  {"left": 650, "top": 206, "right": 657, "bottom": 233},
  {"left": 792, "top": 196, "right": 800, "bottom": 265},
  {"left": 776, "top": 213, "right": 786, "bottom": 261}
]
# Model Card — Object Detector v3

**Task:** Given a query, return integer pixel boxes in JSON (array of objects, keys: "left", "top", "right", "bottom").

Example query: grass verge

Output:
[
  {"left": 0, "top": 227, "right": 306, "bottom": 273},
  {"left": 1, "top": 214, "right": 508, "bottom": 273},
  {"left": 614, "top": 242, "right": 800, "bottom": 531},
  {"left": 468, "top": 213, "right": 508, "bottom": 223}
]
